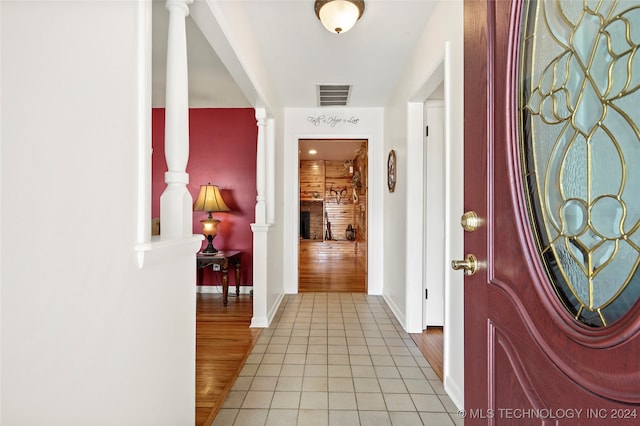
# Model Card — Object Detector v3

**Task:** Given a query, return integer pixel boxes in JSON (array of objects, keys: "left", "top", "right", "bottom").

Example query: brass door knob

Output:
[
  {"left": 451, "top": 254, "right": 478, "bottom": 276},
  {"left": 461, "top": 211, "right": 481, "bottom": 232}
]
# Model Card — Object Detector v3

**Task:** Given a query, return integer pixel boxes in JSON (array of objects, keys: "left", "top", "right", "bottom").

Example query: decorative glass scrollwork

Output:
[{"left": 519, "top": 0, "right": 640, "bottom": 326}]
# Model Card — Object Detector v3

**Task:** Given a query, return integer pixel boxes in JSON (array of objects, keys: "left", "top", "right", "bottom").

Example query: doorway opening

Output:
[
  {"left": 413, "top": 95, "right": 446, "bottom": 381},
  {"left": 407, "top": 46, "right": 460, "bottom": 395},
  {"left": 298, "top": 139, "right": 368, "bottom": 293}
]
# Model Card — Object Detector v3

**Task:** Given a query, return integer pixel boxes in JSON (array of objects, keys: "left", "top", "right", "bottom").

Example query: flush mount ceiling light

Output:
[{"left": 314, "top": 0, "right": 365, "bottom": 34}]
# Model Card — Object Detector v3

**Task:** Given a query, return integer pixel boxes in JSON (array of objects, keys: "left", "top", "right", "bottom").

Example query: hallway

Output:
[{"left": 211, "top": 292, "right": 461, "bottom": 426}]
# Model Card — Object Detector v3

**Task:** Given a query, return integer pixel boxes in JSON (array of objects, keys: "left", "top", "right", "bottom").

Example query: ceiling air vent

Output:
[{"left": 317, "top": 84, "right": 351, "bottom": 107}]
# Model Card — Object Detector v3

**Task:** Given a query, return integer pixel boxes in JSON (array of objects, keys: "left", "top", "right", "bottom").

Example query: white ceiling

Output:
[
  {"left": 152, "top": 1, "right": 250, "bottom": 107},
  {"left": 152, "top": 0, "right": 440, "bottom": 109}
]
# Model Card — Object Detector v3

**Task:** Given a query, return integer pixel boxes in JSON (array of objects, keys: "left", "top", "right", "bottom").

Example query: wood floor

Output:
[
  {"left": 298, "top": 241, "right": 366, "bottom": 293},
  {"left": 195, "top": 253, "right": 444, "bottom": 425},
  {"left": 196, "top": 293, "right": 260, "bottom": 426},
  {"left": 410, "top": 327, "right": 444, "bottom": 381}
]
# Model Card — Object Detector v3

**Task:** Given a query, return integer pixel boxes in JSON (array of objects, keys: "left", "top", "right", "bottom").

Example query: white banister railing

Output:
[{"left": 160, "top": 0, "right": 193, "bottom": 239}]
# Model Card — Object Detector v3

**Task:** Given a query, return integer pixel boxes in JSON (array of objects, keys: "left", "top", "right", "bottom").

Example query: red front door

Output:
[{"left": 463, "top": 0, "right": 640, "bottom": 424}]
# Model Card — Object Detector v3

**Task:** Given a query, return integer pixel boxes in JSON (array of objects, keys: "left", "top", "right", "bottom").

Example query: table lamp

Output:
[{"left": 193, "top": 183, "right": 230, "bottom": 254}]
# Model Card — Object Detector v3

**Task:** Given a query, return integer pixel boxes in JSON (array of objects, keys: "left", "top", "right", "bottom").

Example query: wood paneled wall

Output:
[
  {"left": 299, "top": 160, "right": 325, "bottom": 201},
  {"left": 353, "top": 144, "right": 368, "bottom": 271},
  {"left": 299, "top": 143, "right": 367, "bottom": 263},
  {"left": 324, "top": 161, "right": 355, "bottom": 241}
]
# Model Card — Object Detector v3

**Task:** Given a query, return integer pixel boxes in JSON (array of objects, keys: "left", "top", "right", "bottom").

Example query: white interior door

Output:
[{"left": 424, "top": 100, "right": 445, "bottom": 327}]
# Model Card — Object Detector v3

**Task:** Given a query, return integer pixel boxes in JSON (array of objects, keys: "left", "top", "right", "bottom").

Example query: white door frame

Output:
[
  {"left": 406, "top": 42, "right": 463, "bottom": 406},
  {"left": 282, "top": 109, "right": 385, "bottom": 298}
]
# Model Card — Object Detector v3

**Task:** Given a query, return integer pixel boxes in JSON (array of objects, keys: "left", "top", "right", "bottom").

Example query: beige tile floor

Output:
[{"left": 213, "top": 292, "right": 464, "bottom": 426}]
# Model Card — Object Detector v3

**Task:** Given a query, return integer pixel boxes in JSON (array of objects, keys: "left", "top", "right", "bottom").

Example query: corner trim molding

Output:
[{"left": 135, "top": 235, "right": 203, "bottom": 268}]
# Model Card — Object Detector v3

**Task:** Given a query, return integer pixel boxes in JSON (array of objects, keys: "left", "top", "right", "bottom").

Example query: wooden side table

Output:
[{"left": 196, "top": 250, "right": 241, "bottom": 305}]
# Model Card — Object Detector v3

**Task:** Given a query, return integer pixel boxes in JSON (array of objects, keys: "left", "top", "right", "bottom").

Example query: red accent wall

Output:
[{"left": 152, "top": 108, "right": 257, "bottom": 287}]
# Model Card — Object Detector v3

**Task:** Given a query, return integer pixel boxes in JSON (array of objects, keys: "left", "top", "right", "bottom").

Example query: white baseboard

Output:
[
  {"left": 196, "top": 285, "right": 253, "bottom": 294},
  {"left": 444, "top": 374, "right": 464, "bottom": 410},
  {"left": 382, "top": 293, "right": 407, "bottom": 330},
  {"left": 250, "top": 290, "right": 285, "bottom": 328},
  {"left": 267, "top": 291, "right": 285, "bottom": 325}
]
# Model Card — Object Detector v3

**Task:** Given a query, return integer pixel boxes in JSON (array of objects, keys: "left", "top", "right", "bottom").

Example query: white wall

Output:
[
  {"left": 1, "top": 1, "right": 198, "bottom": 424},
  {"left": 383, "top": 0, "right": 465, "bottom": 409},
  {"left": 283, "top": 108, "right": 384, "bottom": 296},
  {"left": 266, "top": 110, "right": 287, "bottom": 326}
]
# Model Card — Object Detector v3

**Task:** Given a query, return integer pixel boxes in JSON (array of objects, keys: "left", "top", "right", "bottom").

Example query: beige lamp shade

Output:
[
  {"left": 193, "top": 184, "right": 230, "bottom": 213},
  {"left": 194, "top": 184, "right": 229, "bottom": 254}
]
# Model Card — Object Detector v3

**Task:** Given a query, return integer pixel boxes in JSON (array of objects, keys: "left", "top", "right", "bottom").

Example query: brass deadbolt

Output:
[{"left": 461, "top": 211, "right": 481, "bottom": 232}]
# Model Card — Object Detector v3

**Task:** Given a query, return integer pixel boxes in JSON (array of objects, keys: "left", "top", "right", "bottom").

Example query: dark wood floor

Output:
[
  {"left": 195, "top": 253, "right": 444, "bottom": 425},
  {"left": 410, "top": 327, "right": 444, "bottom": 381}
]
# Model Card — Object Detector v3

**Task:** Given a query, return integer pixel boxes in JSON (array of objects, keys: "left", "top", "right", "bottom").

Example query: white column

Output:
[
  {"left": 266, "top": 117, "right": 276, "bottom": 224},
  {"left": 254, "top": 109, "right": 267, "bottom": 224},
  {"left": 160, "top": 0, "right": 193, "bottom": 239},
  {"left": 251, "top": 108, "right": 272, "bottom": 328},
  {"left": 250, "top": 223, "right": 271, "bottom": 328}
]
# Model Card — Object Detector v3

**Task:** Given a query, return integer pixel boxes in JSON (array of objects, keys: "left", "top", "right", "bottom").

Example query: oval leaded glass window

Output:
[{"left": 519, "top": 0, "right": 640, "bottom": 327}]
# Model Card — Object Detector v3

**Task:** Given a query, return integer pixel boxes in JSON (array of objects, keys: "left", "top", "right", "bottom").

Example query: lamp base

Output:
[{"left": 201, "top": 235, "right": 218, "bottom": 254}]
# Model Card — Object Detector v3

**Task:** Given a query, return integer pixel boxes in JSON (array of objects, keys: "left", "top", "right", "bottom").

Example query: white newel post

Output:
[
  {"left": 160, "top": 0, "right": 193, "bottom": 239},
  {"left": 251, "top": 108, "right": 271, "bottom": 328}
]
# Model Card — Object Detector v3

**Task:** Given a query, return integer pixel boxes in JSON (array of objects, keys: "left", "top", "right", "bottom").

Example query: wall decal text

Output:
[{"left": 307, "top": 115, "right": 360, "bottom": 127}]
